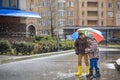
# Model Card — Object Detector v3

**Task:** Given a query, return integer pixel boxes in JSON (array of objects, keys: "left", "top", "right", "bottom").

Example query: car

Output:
[
  {"left": 108, "top": 38, "right": 120, "bottom": 43},
  {"left": 99, "top": 39, "right": 110, "bottom": 44}
]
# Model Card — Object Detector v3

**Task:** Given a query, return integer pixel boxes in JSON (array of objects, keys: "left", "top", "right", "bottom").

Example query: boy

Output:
[{"left": 74, "top": 33, "right": 89, "bottom": 76}]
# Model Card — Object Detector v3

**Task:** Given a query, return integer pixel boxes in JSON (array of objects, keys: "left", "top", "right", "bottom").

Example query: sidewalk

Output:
[
  {"left": 0, "top": 47, "right": 120, "bottom": 71},
  {"left": 0, "top": 50, "right": 74, "bottom": 64}
]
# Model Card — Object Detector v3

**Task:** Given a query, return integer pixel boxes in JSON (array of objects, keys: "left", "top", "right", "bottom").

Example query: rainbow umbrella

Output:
[{"left": 71, "top": 27, "right": 104, "bottom": 43}]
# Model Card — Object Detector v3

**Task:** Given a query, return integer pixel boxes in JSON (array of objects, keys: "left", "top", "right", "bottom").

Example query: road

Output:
[{"left": 0, "top": 48, "right": 120, "bottom": 80}]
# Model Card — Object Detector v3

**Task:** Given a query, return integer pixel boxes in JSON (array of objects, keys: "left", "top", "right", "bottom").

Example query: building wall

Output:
[
  {"left": 37, "top": 0, "right": 79, "bottom": 36},
  {"left": 26, "top": 0, "right": 40, "bottom": 35},
  {"left": 25, "top": 0, "right": 120, "bottom": 36},
  {"left": 19, "top": 0, "right": 26, "bottom": 10},
  {"left": 116, "top": 0, "right": 120, "bottom": 26},
  {"left": 106, "top": 0, "right": 116, "bottom": 26},
  {"left": 78, "top": 0, "right": 107, "bottom": 26}
]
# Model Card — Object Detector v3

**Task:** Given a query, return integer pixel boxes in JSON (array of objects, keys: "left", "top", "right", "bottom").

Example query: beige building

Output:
[
  {"left": 26, "top": 0, "right": 79, "bottom": 36},
  {"left": 26, "top": 0, "right": 120, "bottom": 38},
  {"left": 26, "top": 0, "right": 40, "bottom": 36}
]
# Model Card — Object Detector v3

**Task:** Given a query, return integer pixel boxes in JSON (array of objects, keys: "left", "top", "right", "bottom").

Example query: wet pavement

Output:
[{"left": 0, "top": 47, "right": 120, "bottom": 80}]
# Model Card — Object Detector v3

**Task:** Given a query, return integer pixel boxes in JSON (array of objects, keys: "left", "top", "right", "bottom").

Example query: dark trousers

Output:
[{"left": 90, "top": 58, "right": 99, "bottom": 70}]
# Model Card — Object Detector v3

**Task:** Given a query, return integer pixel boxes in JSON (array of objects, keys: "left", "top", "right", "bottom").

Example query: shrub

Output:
[
  {"left": 12, "top": 41, "right": 34, "bottom": 55},
  {"left": 34, "top": 36, "right": 43, "bottom": 41},
  {"left": 0, "top": 40, "right": 11, "bottom": 54},
  {"left": 59, "top": 40, "right": 74, "bottom": 50},
  {"left": 32, "top": 42, "right": 43, "bottom": 54},
  {"left": 35, "top": 35, "right": 53, "bottom": 41}
]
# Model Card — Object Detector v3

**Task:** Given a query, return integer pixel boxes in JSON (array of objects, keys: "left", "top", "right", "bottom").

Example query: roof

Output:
[{"left": 0, "top": 9, "right": 41, "bottom": 18}]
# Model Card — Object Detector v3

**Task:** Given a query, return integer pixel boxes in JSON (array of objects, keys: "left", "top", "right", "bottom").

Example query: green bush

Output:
[
  {"left": 12, "top": 41, "right": 34, "bottom": 55},
  {"left": 0, "top": 37, "right": 74, "bottom": 55},
  {"left": 32, "top": 42, "right": 43, "bottom": 54},
  {"left": 0, "top": 40, "right": 11, "bottom": 54},
  {"left": 59, "top": 40, "right": 74, "bottom": 50},
  {"left": 35, "top": 35, "right": 53, "bottom": 41},
  {"left": 39, "top": 40, "right": 58, "bottom": 53},
  {"left": 33, "top": 36, "right": 59, "bottom": 53},
  {"left": 34, "top": 36, "right": 43, "bottom": 41}
]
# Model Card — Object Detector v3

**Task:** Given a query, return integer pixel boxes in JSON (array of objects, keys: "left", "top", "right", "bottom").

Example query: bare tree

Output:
[{"left": 48, "top": 0, "right": 56, "bottom": 37}]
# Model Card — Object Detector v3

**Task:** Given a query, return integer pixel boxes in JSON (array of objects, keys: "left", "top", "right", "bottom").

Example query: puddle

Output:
[
  {"left": 102, "top": 63, "right": 115, "bottom": 69},
  {"left": 56, "top": 72, "right": 74, "bottom": 79}
]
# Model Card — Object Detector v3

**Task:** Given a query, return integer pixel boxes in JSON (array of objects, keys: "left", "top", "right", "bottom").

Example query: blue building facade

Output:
[{"left": 0, "top": 0, "right": 19, "bottom": 9}]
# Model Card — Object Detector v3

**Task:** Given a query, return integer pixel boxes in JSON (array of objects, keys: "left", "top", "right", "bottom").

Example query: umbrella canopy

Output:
[{"left": 71, "top": 27, "right": 104, "bottom": 43}]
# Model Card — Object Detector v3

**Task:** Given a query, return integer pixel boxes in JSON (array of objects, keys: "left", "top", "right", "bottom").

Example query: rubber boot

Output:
[
  {"left": 75, "top": 66, "right": 82, "bottom": 76},
  {"left": 94, "top": 69, "right": 101, "bottom": 78},
  {"left": 86, "top": 66, "right": 90, "bottom": 75},
  {"left": 86, "top": 69, "right": 94, "bottom": 78}
]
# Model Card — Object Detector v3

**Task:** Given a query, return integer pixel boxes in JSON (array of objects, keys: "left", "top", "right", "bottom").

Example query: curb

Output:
[
  {"left": 0, "top": 50, "right": 74, "bottom": 64},
  {"left": 0, "top": 47, "right": 120, "bottom": 64},
  {"left": 115, "top": 58, "right": 120, "bottom": 71},
  {"left": 99, "top": 46, "right": 120, "bottom": 49}
]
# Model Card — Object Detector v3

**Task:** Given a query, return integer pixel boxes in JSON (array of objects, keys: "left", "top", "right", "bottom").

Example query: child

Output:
[
  {"left": 85, "top": 35, "right": 101, "bottom": 78},
  {"left": 74, "top": 33, "right": 89, "bottom": 76}
]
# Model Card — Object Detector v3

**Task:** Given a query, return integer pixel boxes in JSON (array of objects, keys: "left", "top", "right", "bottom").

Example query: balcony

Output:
[
  {"left": 57, "top": 0, "right": 65, "bottom": 2},
  {"left": 87, "top": 16, "right": 98, "bottom": 20},
  {"left": 88, "top": 11, "right": 98, "bottom": 16},
  {"left": 87, "top": 7, "right": 98, "bottom": 11},
  {"left": 88, "top": 20, "right": 98, "bottom": 26},
  {"left": 87, "top": 0, "right": 98, "bottom": 2}
]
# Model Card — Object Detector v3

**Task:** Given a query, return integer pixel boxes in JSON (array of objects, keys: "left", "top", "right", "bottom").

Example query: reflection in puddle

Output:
[
  {"left": 102, "top": 63, "right": 115, "bottom": 69},
  {"left": 56, "top": 72, "right": 88, "bottom": 80},
  {"left": 56, "top": 72, "right": 74, "bottom": 79}
]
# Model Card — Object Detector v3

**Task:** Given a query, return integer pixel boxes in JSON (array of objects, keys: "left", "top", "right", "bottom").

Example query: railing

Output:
[
  {"left": 87, "top": 16, "right": 98, "bottom": 20},
  {"left": 87, "top": 0, "right": 98, "bottom": 2},
  {"left": 87, "top": 7, "right": 98, "bottom": 11},
  {"left": 11, "top": 32, "right": 27, "bottom": 37}
]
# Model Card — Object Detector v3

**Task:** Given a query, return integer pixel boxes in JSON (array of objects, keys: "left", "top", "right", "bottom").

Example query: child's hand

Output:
[{"left": 85, "top": 48, "right": 91, "bottom": 53}]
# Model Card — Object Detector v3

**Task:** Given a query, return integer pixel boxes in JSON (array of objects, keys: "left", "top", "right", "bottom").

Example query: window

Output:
[
  {"left": 31, "top": 0, "right": 34, "bottom": 3},
  {"left": 39, "top": 19, "right": 50, "bottom": 26},
  {"left": 40, "top": 11, "right": 50, "bottom": 16},
  {"left": 117, "top": 2, "right": 120, "bottom": 9},
  {"left": 108, "top": 12, "right": 113, "bottom": 17},
  {"left": 0, "top": 0, "right": 19, "bottom": 9},
  {"left": 68, "top": 1, "right": 73, "bottom": 7},
  {"left": 108, "top": 2, "right": 113, "bottom": 8},
  {"left": 82, "top": 11, "right": 84, "bottom": 16},
  {"left": 82, "top": 20, "right": 84, "bottom": 26},
  {"left": 68, "top": 19, "right": 74, "bottom": 25},
  {"left": 1, "top": 0, "right": 9, "bottom": 7},
  {"left": 39, "top": 2, "right": 47, "bottom": 7},
  {"left": 101, "top": 11, "right": 104, "bottom": 17},
  {"left": 39, "top": 30, "right": 49, "bottom": 35},
  {"left": 82, "top": 2, "right": 84, "bottom": 7},
  {"left": 58, "top": 19, "right": 65, "bottom": 26},
  {"left": 101, "top": 2, "right": 104, "bottom": 8},
  {"left": 101, "top": 21, "right": 104, "bottom": 26},
  {"left": 68, "top": 11, "right": 73, "bottom": 16},
  {"left": 58, "top": 2, "right": 65, "bottom": 8},
  {"left": 58, "top": 10, "right": 64, "bottom": 16},
  {"left": 30, "top": 3, "right": 34, "bottom": 11},
  {"left": 12, "top": 0, "right": 17, "bottom": 8}
]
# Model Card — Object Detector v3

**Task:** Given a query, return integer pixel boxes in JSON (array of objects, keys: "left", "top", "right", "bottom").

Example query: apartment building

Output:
[
  {"left": 1, "top": 0, "right": 119, "bottom": 38},
  {"left": 64, "top": 0, "right": 120, "bottom": 39},
  {"left": 78, "top": 0, "right": 106, "bottom": 26},
  {"left": 37, "top": 0, "right": 79, "bottom": 37}
]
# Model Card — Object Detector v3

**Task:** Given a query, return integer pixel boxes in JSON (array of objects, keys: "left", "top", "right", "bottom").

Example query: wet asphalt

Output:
[{"left": 0, "top": 47, "right": 120, "bottom": 80}]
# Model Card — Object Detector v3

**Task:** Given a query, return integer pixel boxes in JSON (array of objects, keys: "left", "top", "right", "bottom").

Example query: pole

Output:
[{"left": 50, "top": 12, "right": 54, "bottom": 37}]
